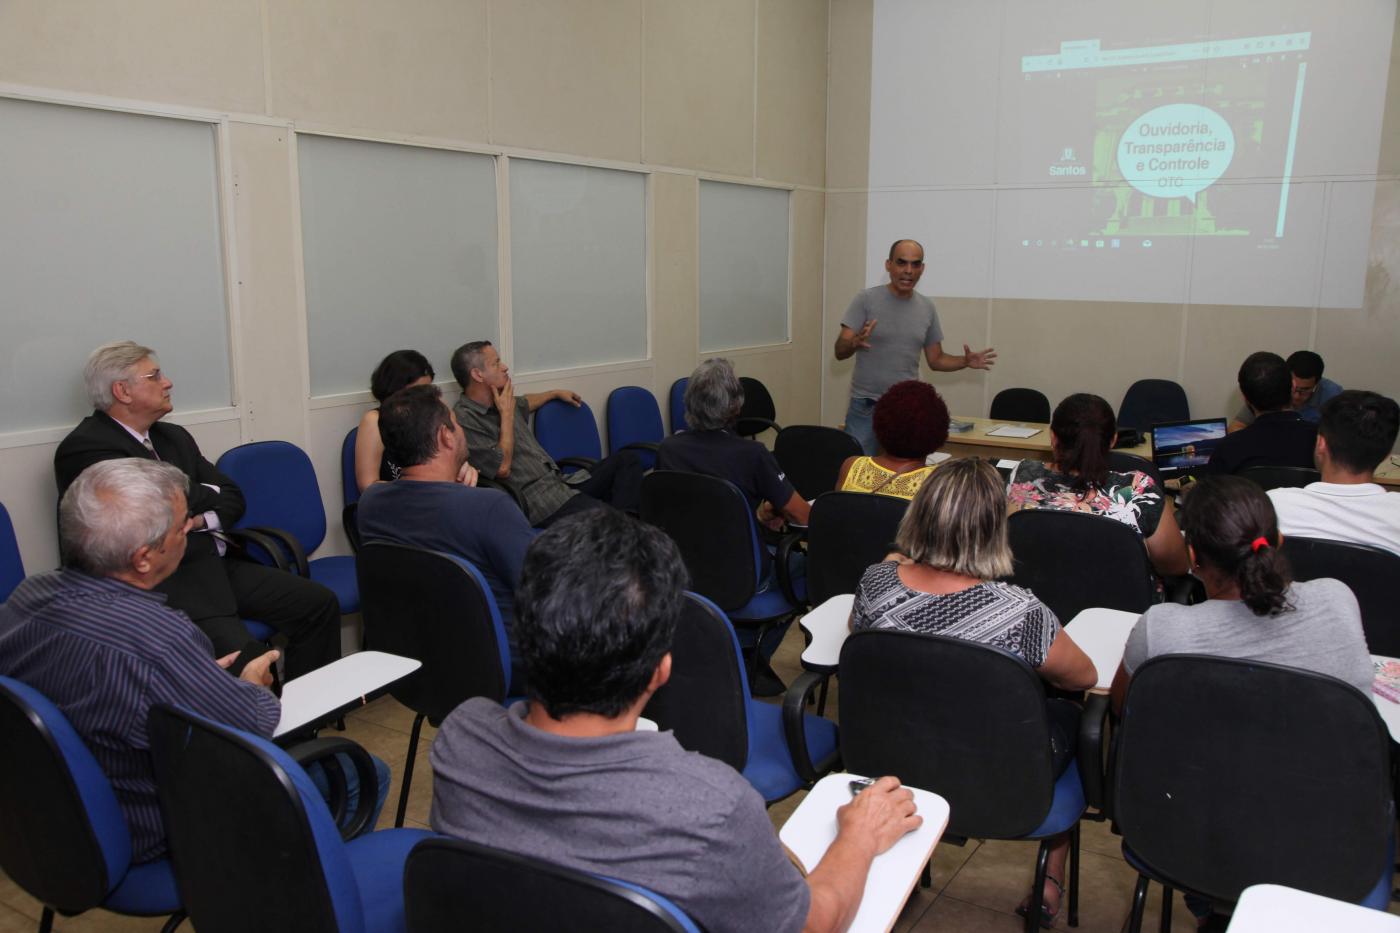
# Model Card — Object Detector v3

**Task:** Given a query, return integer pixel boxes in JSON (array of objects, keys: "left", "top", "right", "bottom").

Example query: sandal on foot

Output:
[{"left": 1015, "top": 875, "right": 1064, "bottom": 929}]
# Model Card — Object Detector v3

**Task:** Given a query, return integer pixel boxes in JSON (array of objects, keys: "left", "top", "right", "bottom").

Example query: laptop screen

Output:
[{"left": 1151, "top": 418, "right": 1228, "bottom": 477}]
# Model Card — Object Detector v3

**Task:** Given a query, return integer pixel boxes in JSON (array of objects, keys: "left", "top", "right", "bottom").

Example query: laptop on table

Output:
[{"left": 1151, "top": 417, "right": 1228, "bottom": 481}]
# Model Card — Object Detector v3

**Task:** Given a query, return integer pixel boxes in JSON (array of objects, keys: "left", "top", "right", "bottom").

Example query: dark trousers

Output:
[
  {"left": 540, "top": 451, "right": 644, "bottom": 526},
  {"left": 181, "top": 558, "right": 342, "bottom": 681}
]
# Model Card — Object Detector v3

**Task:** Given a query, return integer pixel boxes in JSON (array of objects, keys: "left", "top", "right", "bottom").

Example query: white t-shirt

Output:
[{"left": 1268, "top": 481, "right": 1400, "bottom": 557}]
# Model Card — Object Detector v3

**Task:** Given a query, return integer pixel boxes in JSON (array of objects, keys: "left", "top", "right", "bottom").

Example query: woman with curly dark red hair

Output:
[{"left": 835, "top": 380, "right": 950, "bottom": 499}]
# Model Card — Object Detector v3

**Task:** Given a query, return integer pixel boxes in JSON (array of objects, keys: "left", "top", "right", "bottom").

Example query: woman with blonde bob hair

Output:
[{"left": 851, "top": 457, "right": 1096, "bottom": 927}]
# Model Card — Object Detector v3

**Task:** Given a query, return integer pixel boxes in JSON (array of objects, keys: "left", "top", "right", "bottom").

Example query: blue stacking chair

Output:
[
  {"left": 836, "top": 631, "right": 1088, "bottom": 931},
  {"left": 532, "top": 398, "right": 603, "bottom": 474},
  {"left": 668, "top": 378, "right": 688, "bottom": 434},
  {"left": 1117, "top": 379, "right": 1189, "bottom": 433},
  {"left": 405, "top": 837, "right": 701, "bottom": 932},
  {"left": 0, "top": 501, "right": 25, "bottom": 602},
  {"left": 606, "top": 386, "right": 666, "bottom": 470},
  {"left": 341, "top": 426, "right": 360, "bottom": 507},
  {"left": 643, "top": 593, "right": 838, "bottom": 803},
  {"left": 0, "top": 676, "right": 185, "bottom": 932},
  {"left": 147, "top": 704, "right": 432, "bottom": 933},
  {"left": 639, "top": 471, "right": 805, "bottom": 691},
  {"left": 215, "top": 440, "right": 359, "bottom": 616},
  {"left": 356, "top": 542, "right": 519, "bottom": 827},
  {"left": 1115, "top": 655, "right": 1394, "bottom": 932}
]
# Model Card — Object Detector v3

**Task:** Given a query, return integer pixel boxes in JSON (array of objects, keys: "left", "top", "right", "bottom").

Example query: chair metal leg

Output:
[
  {"left": 1159, "top": 885, "right": 1173, "bottom": 933},
  {"left": 1127, "top": 875, "right": 1150, "bottom": 933},
  {"left": 1027, "top": 841, "right": 1051, "bottom": 933},
  {"left": 159, "top": 911, "right": 187, "bottom": 932},
  {"left": 395, "top": 712, "right": 426, "bottom": 828},
  {"left": 38, "top": 907, "right": 53, "bottom": 933},
  {"left": 1068, "top": 823, "right": 1081, "bottom": 927}
]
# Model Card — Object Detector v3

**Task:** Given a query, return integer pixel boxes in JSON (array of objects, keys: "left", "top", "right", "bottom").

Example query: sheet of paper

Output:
[{"left": 987, "top": 424, "right": 1042, "bottom": 438}]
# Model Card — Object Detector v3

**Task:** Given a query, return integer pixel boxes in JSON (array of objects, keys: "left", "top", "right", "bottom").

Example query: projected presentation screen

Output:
[{"left": 865, "top": 0, "right": 1395, "bottom": 308}]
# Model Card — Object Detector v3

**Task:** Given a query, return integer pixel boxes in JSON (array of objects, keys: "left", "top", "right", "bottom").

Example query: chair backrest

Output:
[
  {"left": 773, "top": 425, "right": 863, "bottom": 501},
  {"left": 668, "top": 378, "right": 689, "bottom": 434},
  {"left": 0, "top": 501, "right": 25, "bottom": 602},
  {"left": 147, "top": 704, "right": 362, "bottom": 933},
  {"left": 607, "top": 386, "right": 665, "bottom": 468},
  {"left": 838, "top": 631, "right": 1057, "bottom": 839},
  {"left": 805, "top": 492, "right": 908, "bottom": 606},
  {"left": 642, "top": 593, "right": 752, "bottom": 772},
  {"left": 216, "top": 440, "right": 328, "bottom": 553},
  {"left": 341, "top": 426, "right": 360, "bottom": 507},
  {"left": 990, "top": 387, "right": 1051, "bottom": 423},
  {"left": 1006, "top": 509, "right": 1156, "bottom": 623},
  {"left": 404, "top": 836, "right": 700, "bottom": 933},
  {"left": 534, "top": 398, "right": 603, "bottom": 467},
  {"left": 1118, "top": 379, "right": 1189, "bottom": 433},
  {"left": 1114, "top": 655, "right": 1391, "bottom": 905},
  {"left": 0, "top": 676, "right": 131, "bottom": 915},
  {"left": 735, "top": 376, "right": 779, "bottom": 438},
  {"left": 639, "top": 471, "right": 760, "bottom": 612},
  {"left": 1238, "top": 464, "right": 1322, "bottom": 490},
  {"left": 356, "top": 543, "right": 509, "bottom": 721},
  {"left": 1283, "top": 536, "right": 1400, "bottom": 656},
  {"left": 1107, "top": 451, "right": 1165, "bottom": 493}
]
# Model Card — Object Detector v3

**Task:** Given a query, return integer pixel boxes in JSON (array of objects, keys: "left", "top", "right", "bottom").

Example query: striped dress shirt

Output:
[{"left": 0, "top": 569, "right": 280, "bottom": 862}]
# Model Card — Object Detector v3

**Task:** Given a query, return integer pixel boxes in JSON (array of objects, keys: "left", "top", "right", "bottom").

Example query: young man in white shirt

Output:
[{"left": 1268, "top": 390, "right": 1400, "bottom": 555}]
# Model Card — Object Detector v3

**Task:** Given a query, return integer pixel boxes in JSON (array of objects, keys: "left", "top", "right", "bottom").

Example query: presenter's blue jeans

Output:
[{"left": 844, "top": 396, "right": 879, "bottom": 455}]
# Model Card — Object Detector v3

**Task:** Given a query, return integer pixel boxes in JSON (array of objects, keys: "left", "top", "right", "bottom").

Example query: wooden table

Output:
[
  {"left": 780, "top": 773, "right": 950, "bottom": 933},
  {"left": 943, "top": 416, "right": 1153, "bottom": 464}
]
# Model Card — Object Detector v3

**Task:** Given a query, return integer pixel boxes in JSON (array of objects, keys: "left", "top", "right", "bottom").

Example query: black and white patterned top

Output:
[{"left": 850, "top": 562, "right": 1061, "bottom": 668}]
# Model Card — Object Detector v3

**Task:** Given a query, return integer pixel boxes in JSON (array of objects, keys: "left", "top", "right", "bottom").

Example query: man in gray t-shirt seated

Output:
[
  {"left": 429, "top": 510, "right": 920, "bottom": 932},
  {"left": 834, "top": 239, "right": 997, "bottom": 454}
]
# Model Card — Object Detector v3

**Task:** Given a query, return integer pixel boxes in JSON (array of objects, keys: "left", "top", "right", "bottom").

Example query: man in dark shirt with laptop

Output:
[{"left": 1207, "top": 351, "right": 1318, "bottom": 475}]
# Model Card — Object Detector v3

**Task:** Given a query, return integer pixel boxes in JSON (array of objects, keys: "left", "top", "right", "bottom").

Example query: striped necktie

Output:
[{"left": 141, "top": 437, "right": 160, "bottom": 460}]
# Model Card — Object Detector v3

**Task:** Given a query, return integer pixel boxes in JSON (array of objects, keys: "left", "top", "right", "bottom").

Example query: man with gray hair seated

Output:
[
  {"left": 0, "top": 459, "right": 388, "bottom": 863},
  {"left": 54, "top": 340, "right": 340, "bottom": 680}
]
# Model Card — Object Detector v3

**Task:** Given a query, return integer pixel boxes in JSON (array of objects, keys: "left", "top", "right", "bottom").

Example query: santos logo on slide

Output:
[{"left": 1118, "top": 103, "right": 1235, "bottom": 204}]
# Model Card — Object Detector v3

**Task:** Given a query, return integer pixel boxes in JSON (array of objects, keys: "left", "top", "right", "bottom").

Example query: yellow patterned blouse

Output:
[{"left": 838, "top": 457, "right": 936, "bottom": 500}]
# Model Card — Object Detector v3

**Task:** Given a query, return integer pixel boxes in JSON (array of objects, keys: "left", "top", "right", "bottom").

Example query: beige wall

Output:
[
  {"left": 0, "top": 0, "right": 830, "bottom": 573},
  {"left": 823, "top": 0, "right": 1400, "bottom": 433}
]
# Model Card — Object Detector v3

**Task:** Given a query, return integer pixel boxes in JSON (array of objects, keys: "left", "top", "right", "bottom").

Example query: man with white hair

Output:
[
  {"left": 54, "top": 341, "right": 339, "bottom": 679},
  {"left": 1, "top": 458, "right": 388, "bottom": 862}
]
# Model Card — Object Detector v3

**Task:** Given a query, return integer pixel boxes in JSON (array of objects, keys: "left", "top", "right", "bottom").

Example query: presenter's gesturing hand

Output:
[
  {"left": 964, "top": 345, "right": 997, "bottom": 370},
  {"left": 833, "top": 319, "right": 878, "bottom": 360},
  {"left": 852, "top": 319, "right": 877, "bottom": 349}
]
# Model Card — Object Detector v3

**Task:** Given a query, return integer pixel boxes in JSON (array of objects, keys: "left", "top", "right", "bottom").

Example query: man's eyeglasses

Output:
[
  {"left": 891, "top": 258, "right": 924, "bottom": 269},
  {"left": 131, "top": 369, "right": 163, "bottom": 382}
]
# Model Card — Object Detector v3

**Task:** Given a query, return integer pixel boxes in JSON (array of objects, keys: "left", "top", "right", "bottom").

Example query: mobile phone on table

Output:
[{"left": 848, "top": 777, "right": 876, "bottom": 797}]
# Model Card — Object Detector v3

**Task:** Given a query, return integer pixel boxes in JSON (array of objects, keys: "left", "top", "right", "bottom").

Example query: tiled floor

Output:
[{"left": 4, "top": 623, "right": 1398, "bottom": 930}]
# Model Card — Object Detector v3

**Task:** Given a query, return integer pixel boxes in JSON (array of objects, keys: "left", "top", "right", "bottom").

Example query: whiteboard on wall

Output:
[
  {"left": 509, "top": 159, "right": 647, "bottom": 374},
  {"left": 298, "top": 134, "right": 499, "bottom": 398},
  {"left": 699, "top": 181, "right": 790, "bottom": 352},
  {"left": 0, "top": 97, "right": 232, "bottom": 432}
]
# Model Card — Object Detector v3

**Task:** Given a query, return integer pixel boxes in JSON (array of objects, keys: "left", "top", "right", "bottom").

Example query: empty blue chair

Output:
[
  {"left": 0, "top": 501, "right": 25, "bottom": 603},
  {"left": 532, "top": 398, "right": 603, "bottom": 474},
  {"left": 1118, "top": 379, "right": 1189, "bottom": 433},
  {"left": 644, "top": 593, "right": 838, "bottom": 803},
  {"left": 606, "top": 386, "right": 665, "bottom": 470},
  {"left": 668, "top": 378, "right": 688, "bottom": 434},
  {"left": 215, "top": 440, "right": 359, "bottom": 616},
  {"left": 405, "top": 837, "right": 700, "bottom": 932},
  {"left": 0, "top": 676, "right": 184, "bottom": 932},
  {"left": 147, "top": 703, "right": 431, "bottom": 933}
]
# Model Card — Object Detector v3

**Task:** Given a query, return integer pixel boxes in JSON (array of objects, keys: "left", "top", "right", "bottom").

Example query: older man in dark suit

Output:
[{"left": 54, "top": 341, "right": 340, "bottom": 679}]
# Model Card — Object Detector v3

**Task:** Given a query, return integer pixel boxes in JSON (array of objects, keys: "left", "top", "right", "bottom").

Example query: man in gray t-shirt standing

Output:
[{"left": 834, "top": 239, "right": 997, "bottom": 454}]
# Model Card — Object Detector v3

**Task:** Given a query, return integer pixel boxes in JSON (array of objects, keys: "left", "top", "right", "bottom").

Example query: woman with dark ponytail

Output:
[
  {"left": 1110, "top": 475, "right": 1372, "bottom": 704},
  {"left": 1007, "top": 393, "right": 1188, "bottom": 581}
]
